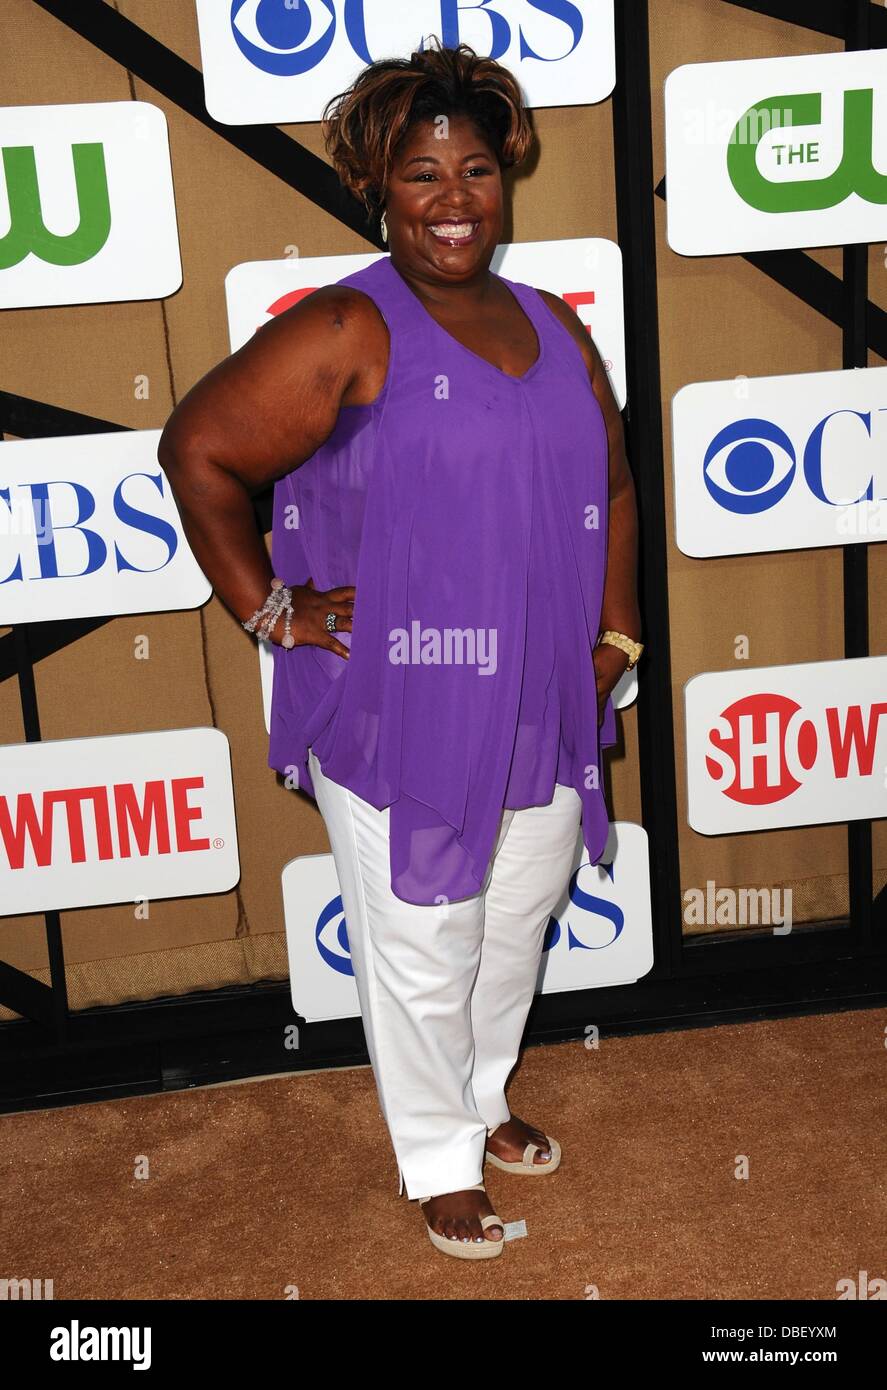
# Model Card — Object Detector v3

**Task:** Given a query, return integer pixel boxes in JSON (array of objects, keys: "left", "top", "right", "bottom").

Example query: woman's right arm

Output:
[{"left": 157, "top": 286, "right": 378, "bottom": 658}]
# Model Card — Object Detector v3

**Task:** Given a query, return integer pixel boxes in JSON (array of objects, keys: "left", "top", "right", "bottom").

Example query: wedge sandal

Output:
[
  {"left": 485, "top": 1120, "right": 562, "bottom": 1174},
  {"left": 418, "top": 1183, "right": 506, "bottom": 1259}
]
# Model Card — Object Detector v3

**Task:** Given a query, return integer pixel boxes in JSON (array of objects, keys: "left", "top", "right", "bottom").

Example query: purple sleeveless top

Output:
[{"left": 268, "top": 254, "right": 618, "bottom": 905}]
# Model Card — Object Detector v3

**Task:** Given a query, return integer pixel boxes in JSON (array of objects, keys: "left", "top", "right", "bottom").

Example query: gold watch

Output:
[{"left": 598, "top": 629, "right": 644, "bottom": 671}]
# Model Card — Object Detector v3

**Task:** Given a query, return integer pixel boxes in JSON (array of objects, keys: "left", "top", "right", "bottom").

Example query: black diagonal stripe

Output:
[
  {"left": 0, "top": 613, "right": 114, "bottom": 680},
  {"left": 0, "top": 390, "right": 129, "bottom": 439},
  {"left": 722, "top": 0, "right": 887, "bottom": 41},
  {"left": 720, "top": 0, "right": 844, "bottom": 37},
  {"left": 32, "top": 0, "right": 382, "bottom": 245},
  {"left": 653, "top": 181, "right": 887, "bottom": 360}
]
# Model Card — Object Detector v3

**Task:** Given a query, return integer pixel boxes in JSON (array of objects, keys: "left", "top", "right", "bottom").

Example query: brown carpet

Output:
[{"left": 3, "top": 1008, "right": 885, "bottom": 1300}]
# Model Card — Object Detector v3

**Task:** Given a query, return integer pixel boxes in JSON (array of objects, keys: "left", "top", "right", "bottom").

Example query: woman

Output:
[{"left": 158, "top": 40, "right": 641, "bottom": 1261}]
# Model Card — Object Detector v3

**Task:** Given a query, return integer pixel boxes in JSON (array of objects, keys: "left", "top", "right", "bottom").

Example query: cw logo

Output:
[
  {"left": 230, "top": 0, "right": 584, "bottom": 76},
  {"left": 705, "top": 693, "right": 887, "bottom": 806},
  {"left": 0, "top": 143, "right": 111, "bottom": 269},
  {"left": 728, "top": 87, "right": 887, "bottom": 213},
  {"left": 543, "top": 858, "right": 624, "bottom": 952}
]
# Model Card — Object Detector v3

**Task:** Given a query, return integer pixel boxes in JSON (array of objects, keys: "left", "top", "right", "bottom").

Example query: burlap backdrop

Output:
[{"left": 1, "top": 0, "right": 884, "bottom": 1016}]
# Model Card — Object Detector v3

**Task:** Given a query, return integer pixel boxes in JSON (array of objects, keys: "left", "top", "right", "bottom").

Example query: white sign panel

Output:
[
  {"left": 0, "top": 102, "right": 181, "bottom": 308},
  {"left": 197, "top": 0, "right": 615, "bottom": 126},
  {"left": 672, "top": 366, "right": 887, "bottom": 557},
  {"left": 0, "top": 431, "right": 211, "bottom": 624},
  {"left": 226, "top": 240, "right": 626, "bottom": 406},
  {"left": 664, "top": 48, "right": 887, "bottom": 255},
  {"left": 282, "top": 853, "right": 358, "bottom": 1022},
  {"left": 685, "top": 657, "right": 887, "bottom": 835},
  {"left": 536, "top": 821, "right": 653, "bottom": 994},
  {"left": 282, "top": 820, "right": 652, "bottom": 1022},
  {"left": 0, "top": 729, "right": 240, "bottom": 915}
]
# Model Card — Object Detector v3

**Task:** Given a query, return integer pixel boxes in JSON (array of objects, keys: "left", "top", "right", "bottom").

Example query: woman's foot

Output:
[
  {"left": 421, "top": 1189, "right": 505, "bottom": 1245},
  {"left": 486, "top": 1114, "right": 554, "bottom": 1166}
]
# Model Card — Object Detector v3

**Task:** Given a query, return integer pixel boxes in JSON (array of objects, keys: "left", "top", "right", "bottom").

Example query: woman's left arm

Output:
[
  {"left": 588, "top": 330, "right": 642, "bottom": 667},
  {"left": 538, "top": 291, "right": 642, "bottom": 717}
]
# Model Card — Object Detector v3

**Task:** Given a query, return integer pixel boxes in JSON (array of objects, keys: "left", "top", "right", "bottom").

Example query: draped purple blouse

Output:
[{"left": 268, "top": 253, "right": 617, "bottom": 905}]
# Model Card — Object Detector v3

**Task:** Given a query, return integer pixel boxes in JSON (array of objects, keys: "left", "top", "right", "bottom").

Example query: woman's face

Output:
[{"left": 383, "top": 112, "right": 503, "bottom": 284}]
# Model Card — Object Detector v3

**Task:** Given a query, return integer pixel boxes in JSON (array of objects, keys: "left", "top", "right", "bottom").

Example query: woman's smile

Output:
[{"left": 427, "top": 219, "right": 481, "bottom": 245}]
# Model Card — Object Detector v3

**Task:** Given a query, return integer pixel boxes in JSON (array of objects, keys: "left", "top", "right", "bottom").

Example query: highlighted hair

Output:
[{"left": 322, "top": 38, "right": 535, "bottom": 219}]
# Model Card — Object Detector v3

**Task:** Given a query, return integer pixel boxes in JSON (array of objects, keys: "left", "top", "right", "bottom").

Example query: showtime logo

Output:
[
  {"left": 0, "top": 729, "right": 240, "bottom": 915},
  {"left": 686, "top": 657, "right": 887, "bottom": 834},
  {"left": 707, "top": 693, "right": 886, "bottom": 805},
  {"left": 2, "top": 777, "right": 214, "bottom": 867}
]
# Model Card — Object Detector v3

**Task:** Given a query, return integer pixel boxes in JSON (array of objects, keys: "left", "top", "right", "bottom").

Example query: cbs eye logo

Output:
[
  {"left": 702, "top": 409, "right": 883, "bottom": 515},
  {"left": 231, "top": 0, "right": 336, "bottom": 75},
  {"left": 702, "top": 417, "right": 796, "bottom": 514},
  {"left": 315, "top": 894, "right": 353, "bottom": 977}
]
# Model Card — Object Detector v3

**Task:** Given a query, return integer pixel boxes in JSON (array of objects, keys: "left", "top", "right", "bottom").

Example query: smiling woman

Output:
[{"left": 157, "top": 38, "right": 641, "bottom": 1264}]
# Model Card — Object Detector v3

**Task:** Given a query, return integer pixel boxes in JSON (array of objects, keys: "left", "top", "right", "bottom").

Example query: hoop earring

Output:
[{"left": 380, "top": 210, "right": 388, "bottom": 243}]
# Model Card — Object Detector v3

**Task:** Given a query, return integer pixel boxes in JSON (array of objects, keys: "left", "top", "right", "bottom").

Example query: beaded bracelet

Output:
[{"left": 242, "top": 576, "right": 296, "bottom": 648}]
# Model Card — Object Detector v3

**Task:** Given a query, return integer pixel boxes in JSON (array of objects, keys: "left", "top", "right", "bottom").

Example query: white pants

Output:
[{"left": 307, "top": 747, "right": 583, "bottom": 1203}]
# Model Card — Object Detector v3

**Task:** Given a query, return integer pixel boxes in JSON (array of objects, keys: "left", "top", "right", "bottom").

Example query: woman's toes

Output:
[{"left": 426, "top": 1195, "right": 506, "bottom": 1246}]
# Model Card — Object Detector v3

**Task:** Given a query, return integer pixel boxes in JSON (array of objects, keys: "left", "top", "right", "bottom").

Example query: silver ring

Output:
[{"left": 325, "top": 611, "right": 338, "bottom": 633}]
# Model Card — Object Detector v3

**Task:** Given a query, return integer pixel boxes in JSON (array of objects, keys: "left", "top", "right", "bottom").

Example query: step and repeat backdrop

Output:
[{"left": 0, "top": 0, "right": 884, "bottom": 1020}]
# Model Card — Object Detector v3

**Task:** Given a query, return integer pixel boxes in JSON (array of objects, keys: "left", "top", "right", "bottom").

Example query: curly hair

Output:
[{"left": 321, "top": 38, "right": 535, "bottom": 220}]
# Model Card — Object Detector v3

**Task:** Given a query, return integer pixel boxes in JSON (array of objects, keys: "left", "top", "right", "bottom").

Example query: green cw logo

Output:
[
  {"left": 0, "top": 143, "right": 111, "bottom": 269},
  {"left": 727, "top": 88, "right": 887, "bottom": 212}
]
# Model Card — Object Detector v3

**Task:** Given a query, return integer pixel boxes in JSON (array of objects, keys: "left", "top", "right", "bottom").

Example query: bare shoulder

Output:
[
  {"left": 158, "top": 280, "right": 391, "bottom": 484},
  {"left": 255, "top": 281, "right": 388, "bottom": 355},
  {"left": 235, "top": 280, "right": 389, "bottom": 409}
]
